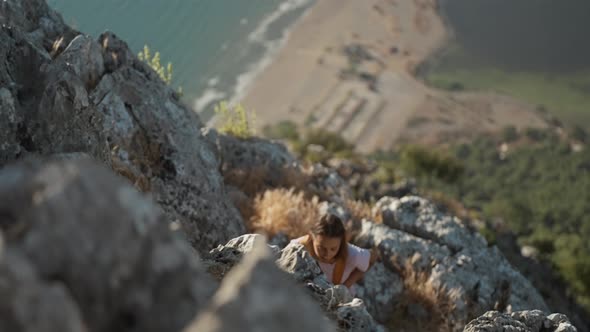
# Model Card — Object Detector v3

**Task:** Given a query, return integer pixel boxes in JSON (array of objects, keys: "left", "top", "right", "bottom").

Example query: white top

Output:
[{"left": 291, "top": 237, "right": 371, "bottom": 285}]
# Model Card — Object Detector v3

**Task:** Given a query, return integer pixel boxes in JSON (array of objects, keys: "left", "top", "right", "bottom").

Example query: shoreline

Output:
[{"left": 238, "top": 0, "right": 549, "bottom": 151}]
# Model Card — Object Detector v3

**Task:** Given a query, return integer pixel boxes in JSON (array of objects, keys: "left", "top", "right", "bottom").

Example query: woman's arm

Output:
[
  {"left": 343, "top": 248, "right": 379, "bottom": 288},
  {"left": 343, "top": 268, "right": 366, "bottom": 288}
]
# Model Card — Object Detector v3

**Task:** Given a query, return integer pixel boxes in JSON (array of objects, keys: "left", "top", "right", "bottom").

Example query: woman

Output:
[{"left": 292, "top": 214, "right": 377, "bottom": 294}]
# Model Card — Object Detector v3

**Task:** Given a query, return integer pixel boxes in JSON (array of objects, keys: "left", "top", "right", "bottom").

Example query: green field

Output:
[{"left": 423, "top": 46, "right": 590, "bottom": 128}]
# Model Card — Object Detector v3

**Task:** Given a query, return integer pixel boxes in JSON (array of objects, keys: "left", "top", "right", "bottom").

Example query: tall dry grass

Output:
[
  {"left": 388, "top": 253, "right": 456, "bottom": 332},
  {"left": 248, "top": 188, "right": 321, "bottom": 238}
]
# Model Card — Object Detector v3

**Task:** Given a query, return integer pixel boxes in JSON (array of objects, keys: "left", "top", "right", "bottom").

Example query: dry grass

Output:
[
  {"left": 248, "top": 188, "right": 321, "bottom": 238},
  {"left": 422, "top": 190, "right": 472, "bottom": 221},
  {"left": 388, "top": 254, "right": 456, "bottom": 332},
  {"left": 345, "top": 199, "right": 381, "bottom": 223}
]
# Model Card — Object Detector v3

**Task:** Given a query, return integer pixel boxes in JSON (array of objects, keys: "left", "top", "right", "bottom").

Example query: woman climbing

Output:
[{"left": 292, "top": 214, "right": 378, "bottom": 294}]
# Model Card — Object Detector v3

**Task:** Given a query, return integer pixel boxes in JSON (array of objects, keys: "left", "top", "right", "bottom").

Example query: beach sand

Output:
[{"left": 240, "top": 0, "right": 547, "bottom": 152}]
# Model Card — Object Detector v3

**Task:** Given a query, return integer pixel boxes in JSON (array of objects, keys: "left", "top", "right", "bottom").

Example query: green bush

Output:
[
  {"left": 138, "top": 45, "right": 183, "bottom": 95},
  {"left": 399, "top": 145, "right": 464, "bottom": 183},
  {"left": 214, "top": 101, "right": 256, "bottom": 139},
  {"left": 292, "top": 129, "right": 356, "bottom": 162},
  {"left": 422, "top": 130, "right": 590, "bottom": 310},
  {"left": 263, "top": 120, "right": 299, "bottom": 141},
  {"left": 501, "top": 126, "right": 519, "bottom": 143}
]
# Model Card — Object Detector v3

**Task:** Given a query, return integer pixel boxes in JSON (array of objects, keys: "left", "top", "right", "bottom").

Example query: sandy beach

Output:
[{"left": 240, "top": 0, "right": 548, "bottom": 152}]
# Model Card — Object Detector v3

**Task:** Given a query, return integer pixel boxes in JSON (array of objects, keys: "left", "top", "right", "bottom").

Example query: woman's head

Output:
[{"left": 309, "top": 214, "right": 347, "bottom": 263}]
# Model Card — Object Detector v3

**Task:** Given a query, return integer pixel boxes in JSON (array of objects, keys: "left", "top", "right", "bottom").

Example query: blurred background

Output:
[{"left": 49, "top": 0, "right": 590, "bottom": 318}]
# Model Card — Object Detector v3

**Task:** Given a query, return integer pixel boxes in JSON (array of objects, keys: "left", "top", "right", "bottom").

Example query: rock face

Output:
[
  {"left": 0, "top": 158, "right": 218, "bottom": 332},
  {"left": 0, "top": 250, "right": 87, "bottom": 332},
  {"left": 463, "top": 310, "right": 578, "bottom": 332},
  {"left": 0, "top": 0, "right": 245, "bottom": 253},
  {"left": 356, "top": 196, "right": 550, "bottom": 331},
  {"left": 277, "top": 242, "right": 386, "bottom": 332},
  {"left": 185, "top": 238, "right": 336, "bottom": 332},
  {"left": 355, "top": 262, "right": 404, "bottom": 323},
  {"left": 206, "top": 235, "right": 386, "bottom": 331}
]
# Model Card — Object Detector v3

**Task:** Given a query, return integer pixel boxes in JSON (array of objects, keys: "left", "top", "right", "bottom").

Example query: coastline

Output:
[
  {"left": 238, "top": 0, "right": 549, "bottom": 151},
  {"left": 238, "top": 0, "right": 448, "bottom": 152}
]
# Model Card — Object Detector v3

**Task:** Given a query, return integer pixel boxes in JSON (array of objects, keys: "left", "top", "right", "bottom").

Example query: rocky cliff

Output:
[{"left": 0, "top": 0, "right": 581, "bottom": 331}]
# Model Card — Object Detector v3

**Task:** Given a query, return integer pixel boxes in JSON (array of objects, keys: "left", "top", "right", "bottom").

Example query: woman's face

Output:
[{"left": 312, "top": 234, "right": 341, "bottom": 263}]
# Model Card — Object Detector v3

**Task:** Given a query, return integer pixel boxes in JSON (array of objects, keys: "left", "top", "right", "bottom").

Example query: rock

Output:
[
  {"left": 0, "top": 0, "right": 75, "bottom": 49},
  {"left": 0, "top": 250, "right": 87, "bottom": 332},
  {"left": 90, "top": 32, "right": 245, "bottom": 254},
  {"left": 356, "top": 262, "right": 404, "bottom": 322},
  {"left": 464, "top": 310, "right": 578, "bottom": 332},
  {"left": 374, "top": 196, "right": 486, "bottom": 252},
  {"left": 319, "top": 201, "right": 352, "bottom": 222},
  {"left": 306, "top": 163, "right": 354, "bottom": 204},
  {"left": 0, "top": 158, "right": 217, "bottom": 332},
  {"left": 269, "top": 232, "right": 290, "bottom": 249},
  {"left": 277, "top": 242, "right": 385, "bottom": 331},
  {"left": 184, "top": 237, "right": 336, "bottom": 332},
  {"left": 205, "top": 129, "right": 296, "bottom": 171},
  {"left": 204, "top": 234, "right": 280, "bottom": 280},
  {"left": 276, "top": 242, "right": 328, "bottom": 287},
  {"left": 355, "top": 196, "right": 549, "bottom": 331},
  {"left": 49, "top": 34, "right": 105, "bottom": 90},
  {"left": 0, "top": 3, "right": 245, "bottom": 254},
  {"left": 336, "top": 298, "right": 387, "bottom": 332}
]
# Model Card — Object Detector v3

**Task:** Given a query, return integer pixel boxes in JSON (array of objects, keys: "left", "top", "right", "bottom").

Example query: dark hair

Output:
[{"left": 310, "top": 214, "right": 347, "bottom": 259}]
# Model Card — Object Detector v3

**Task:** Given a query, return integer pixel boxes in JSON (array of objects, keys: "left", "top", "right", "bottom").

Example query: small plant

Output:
[
  {"left": 137, "top": 45, "right": 183, "bottom": 95},
  {"left": 214, "top": 101, "right": 256, "bottom": 138}
]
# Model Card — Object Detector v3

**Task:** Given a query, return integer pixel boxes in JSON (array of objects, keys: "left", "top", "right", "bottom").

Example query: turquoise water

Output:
[{"left": 47, "top": 0, "right": 315, "bottom": 117}]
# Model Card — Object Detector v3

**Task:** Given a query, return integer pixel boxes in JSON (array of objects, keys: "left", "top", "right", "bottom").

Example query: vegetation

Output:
[
  {"left": 423, "top": 130, "right": 590, "bottom": 309},
  {"left": 214, "top": 101, "right": 256, "bottom": 138},
  {"left": 262, "top": 122, "right": 357, "bottom": 163},
  {"left": 261, "top": 120, "right": 590, "bottom": 309},
  {"left": 137, "top": 45, "right": 183, "bottom": 95},
  {"left": 423, "top": 45, "right": 590, "bottom": 129}
]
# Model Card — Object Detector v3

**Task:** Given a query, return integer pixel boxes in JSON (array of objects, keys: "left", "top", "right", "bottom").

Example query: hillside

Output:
[{"left": 0, "top": 0, "right": 583, "bottom": 331}]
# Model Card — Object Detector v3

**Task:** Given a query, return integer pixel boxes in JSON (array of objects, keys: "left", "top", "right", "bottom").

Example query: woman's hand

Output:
[{"left": 343, "top": 268, "right": 365, "bottom": 288}]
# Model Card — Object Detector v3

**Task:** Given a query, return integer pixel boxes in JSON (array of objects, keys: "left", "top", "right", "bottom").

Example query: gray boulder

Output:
[
  {"left": 0, "top": 158, "right": 217, "bottom": 332},
  {"left": 355, "top": 262, "right": 404, "bottom": 322},
  {"left": 0, "top": 0, "right": 245, "bottom": 253},
  {"left": 0, "top": 248, "right": 87, "bottom": 332},
  {"left": 356, "top": 196, "right": 549, "bottom": 331},
  {"left": 277, "top": 242, "right": 386, "bottom": 331},
  {"left": 463, "top": 310, "right": 578, "bottom": 332},
  {"left": 204, "top": 234, "right": 280, "bottom": 280},
  {"left": 184, "top": 237, "right": 336, "bottom": 332}
]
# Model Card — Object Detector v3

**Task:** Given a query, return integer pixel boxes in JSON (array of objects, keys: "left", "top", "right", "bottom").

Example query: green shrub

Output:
[
  {"left": 138, "top": 45, "right": 183, "bottom": 95},
  {"left": 501, "top": 126, "right": 519, "bottom": 143},
  {"left": 422, "top": 130, "right": 590, "bottom": 310},
  {"left": 399, "top": 145, "right": 464, "bottom": 183},
  {"left": 263, "top": 120, "right": 299, "bottom": 141},
  {"left": 214, "top": 101, "right": 256, "bottom": 138}
]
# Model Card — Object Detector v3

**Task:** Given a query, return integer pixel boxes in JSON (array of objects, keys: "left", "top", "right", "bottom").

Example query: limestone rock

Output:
[
  {"left": 277, "top": 242, "right": 385, "bottom": 331},
  {"left": 464, "top": 310, "right": 578, "bottom": 332},
  {"left": 0, "top": 250, "right": 87, "bottom": 332},
  {"left": 0, "top": 1, "right": 245, "bottom": 254},
  {"left": 356, "top": 196, "right": 550, "bottom": 330},
  {"left": 356, "top": 262, "right": 404, "bottom": 322},
  {"left": 0, "top": 158, "right": 217, "bottom": 332},
  {"left": 185, "top": 238, "right": 336, "bottom": 332},
  {"left": 204, "top": 234, "right": 280, "bottom": 280}
]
